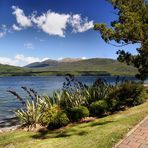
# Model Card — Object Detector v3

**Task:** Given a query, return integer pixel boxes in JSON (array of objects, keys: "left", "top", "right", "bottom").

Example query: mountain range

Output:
[
  {"left": 0, "top": 58, "right": 137, "bottom": 76},
  {"left": 24, "top": 58, "right": 84, "bottom": 68}
]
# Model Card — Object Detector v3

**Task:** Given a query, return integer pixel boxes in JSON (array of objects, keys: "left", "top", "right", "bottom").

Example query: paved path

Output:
[{"left": 115, "top": 116, "right": 148, "bottom": 148}]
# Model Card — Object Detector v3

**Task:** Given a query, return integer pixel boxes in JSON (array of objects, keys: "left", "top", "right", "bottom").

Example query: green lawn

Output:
[{"left": 1, "top": 102, "right": 148, "bottom": 148}]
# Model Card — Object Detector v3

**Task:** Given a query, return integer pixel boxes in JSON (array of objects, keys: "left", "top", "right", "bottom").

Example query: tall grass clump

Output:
[
  {"left": 87, "top": 78, "right": 111, "bottom": 103},
  {"left": 59, "top": 75, "right": 89, "bottom": 110},
  {"left": 8, "top": 88, "right": 60, "bottom": 129}
]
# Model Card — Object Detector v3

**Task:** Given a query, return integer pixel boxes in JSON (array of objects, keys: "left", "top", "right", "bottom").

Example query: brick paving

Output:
[{"left": 115, "top": 116, "right": 148, "bottom": 148}]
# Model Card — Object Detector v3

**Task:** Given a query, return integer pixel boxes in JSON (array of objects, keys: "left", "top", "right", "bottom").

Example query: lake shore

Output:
[
  {"left": 0, "top": 80, "right": 147, "bottom": 133},
  {"left": 0, "top": 117, "right": 20, "bottom": 133},
  {"left": 144, "top": 84, "right": 148, "bottom": 87}
]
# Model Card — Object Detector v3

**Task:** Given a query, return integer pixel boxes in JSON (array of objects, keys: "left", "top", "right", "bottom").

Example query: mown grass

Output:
[{"left": 0, "top": 102, "right": 148, "bottom": 148}]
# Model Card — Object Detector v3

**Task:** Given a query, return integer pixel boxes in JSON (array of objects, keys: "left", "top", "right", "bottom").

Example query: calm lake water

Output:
[{"left": 0, "top": 76, "right": 147, "bottom": 120}]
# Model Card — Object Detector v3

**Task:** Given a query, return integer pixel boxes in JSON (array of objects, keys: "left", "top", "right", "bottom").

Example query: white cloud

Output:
[
  {"left": 12, "top": 6, "right": 32, "bottom": 28},
  {"left": 32, "top": 11, "right": 70, "bottom": 37},
  {"left": 0, "top": 54, "right": 49, "bottom": 66},
  {"left": 12, "top": 24, "right": 22, "bottom": 31},
  {"left": 1, "top": 24, "right": 7, "bottom": 30},
  {"left": 15, "top": 54, "right": 40, "bottom": 64},
  {"left": 0, "top": 32, "right": 5, "bottom": 38},
  {"left": 41, "top": 57, "right": 49, "bottom": 61},
  {"left": 32, "top": 12, "right": 93, "bottom": 36},
  {"left": 34, "top": 37, "right": 46, "bottom": 42},
  {"left": 58, "top": 57, "right": 64, "bottom": 61},
  {"left": 0, "top": 24, "right": 7, "bottom": 38},
  {"left": 24, "top": 43, "right": 34, "bottom": 49},
  {"left": 12, "top": 6, "right": 94, "bottom": 37},
  {"left": 0, "top": 57, "right": 17, "bottom": 65},
  {"left": 39, "top": 39, "right": 45, "bottom": 42},
  {"left": 81, "top": 57, "right": 87, "bottom": 60},
  {"left": 0, "top": 55, "right": 87, "bottom": 66},
  {"left": 70, "top": 14, "right": 94, "bottom": 33}
]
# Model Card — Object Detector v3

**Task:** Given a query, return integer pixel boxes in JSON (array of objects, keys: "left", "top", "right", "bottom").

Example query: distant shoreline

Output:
[
  {"left": 0, "top": 74, "right": 137, "bottom": 77},
  {"left": 0, "top": 71, "right": 112, "bottom": 77}
]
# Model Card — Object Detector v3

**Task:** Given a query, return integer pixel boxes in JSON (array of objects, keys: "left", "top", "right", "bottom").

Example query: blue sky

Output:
[{"left": 0, "top": 0, "right": 138, "bottom": 66}]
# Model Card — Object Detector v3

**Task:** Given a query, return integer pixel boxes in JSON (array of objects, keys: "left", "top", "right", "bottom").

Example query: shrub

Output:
[
  {"left": 90, "top": 100, "right": 108, "bottom": 116},
  {"left": 69, "top": 106, "right": 89, "bottom": 122},
  {"left": 107, "top": 81, "right": 147, "bottom": 111},
  {"left": 40, "top": 105, "right": 59, "bottom": 126},
  {"left": 48, "top": 111, "right": 70, "bottom": 129}
]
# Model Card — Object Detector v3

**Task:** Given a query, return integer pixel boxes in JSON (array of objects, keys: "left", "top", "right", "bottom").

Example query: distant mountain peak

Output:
[
  {"left": 59, "top": 58, "right": 83, "bottom": 63},
  {"left": 24, "top": 57, "right": 121, "bottom": 69},
  {"left": 24, "top": 57, "right": 86, "bottom": 68}
]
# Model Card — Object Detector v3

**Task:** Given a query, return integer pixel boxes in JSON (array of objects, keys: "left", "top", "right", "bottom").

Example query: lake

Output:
[{"left": 0, "top": 76, "right": 147, "bottom": 120}]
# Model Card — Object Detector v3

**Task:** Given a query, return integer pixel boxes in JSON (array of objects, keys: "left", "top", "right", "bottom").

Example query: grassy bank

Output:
[{"left": 0, "top": 101, "right": 148, "bottom": 148}]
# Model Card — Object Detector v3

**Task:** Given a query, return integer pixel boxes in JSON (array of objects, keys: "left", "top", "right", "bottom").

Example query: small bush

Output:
[
  {"left": 90, "top": 100, "right": 108, "bottom": 116},
  {"left": 69, "top": 106, "right": 89, "bottom": 122},
  {"left": 107, "top": 81, "right": 147, "bottom": 111},
  {"left": 40, "top": 105, "right": 58, "bottom": 126},
  {"left": 48, "top": 111, "right": 69, "bottom": 129}
]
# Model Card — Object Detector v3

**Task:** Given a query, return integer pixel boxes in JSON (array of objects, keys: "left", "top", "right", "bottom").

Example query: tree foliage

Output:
[{"left": 94, "top": 0, "right": 148, "bottom": 80}]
